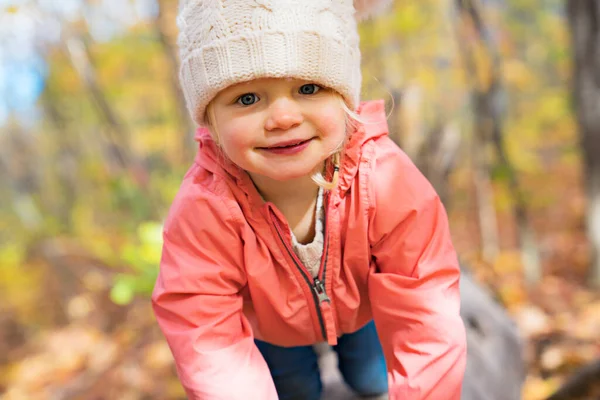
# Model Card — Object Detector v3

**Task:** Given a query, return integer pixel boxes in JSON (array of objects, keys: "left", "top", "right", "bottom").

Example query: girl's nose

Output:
[{"left": 264, "top": 98, "right": 303, "bottom": 131}]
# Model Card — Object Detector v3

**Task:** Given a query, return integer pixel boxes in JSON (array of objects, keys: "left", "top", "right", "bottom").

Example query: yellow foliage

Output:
[
  {"left": 522, "top": 376, "right": 562, "bottom": 400},
  {"left": 497, "top": 281, "right": 527, "bottom": 310},
  {"left": 394, "top": 3, "right": 427, "bottom": 35},
  {"left": 504, "top": 59, "right": 535, "bottom": 90},
  {"left": 492, "top": 182, "right": 513, "bottom": 213},
  {"left": 493, "top": 250, "right": 523, "bottom": 275},
  {"left": 0, "top": 244, "right": 44, "bottom": 324}
]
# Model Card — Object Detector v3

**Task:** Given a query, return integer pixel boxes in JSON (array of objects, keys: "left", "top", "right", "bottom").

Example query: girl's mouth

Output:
[{"left": 258, "top": 138, "right": 313, "bottom": 155}]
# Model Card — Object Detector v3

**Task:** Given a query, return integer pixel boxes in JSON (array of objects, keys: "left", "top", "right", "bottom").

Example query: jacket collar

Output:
[
  {"left": 336, "top": 100, "right": 388, "bottom": 199},
  {"left": 193, "top": 99, "right": 389, "bottom": 210}
]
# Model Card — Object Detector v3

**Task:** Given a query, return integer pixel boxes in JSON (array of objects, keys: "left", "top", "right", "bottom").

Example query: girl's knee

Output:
[
  {"left": 339, "top": 353, "right": 388, "bottom": 397},
  {"left": 345, "top": 374, "right": 388, "bottom": 397}
]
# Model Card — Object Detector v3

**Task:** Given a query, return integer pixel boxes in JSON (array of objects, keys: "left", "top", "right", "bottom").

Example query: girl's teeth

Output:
[{"left": 276, "top": 141, "right": 301, "bottom": 148}]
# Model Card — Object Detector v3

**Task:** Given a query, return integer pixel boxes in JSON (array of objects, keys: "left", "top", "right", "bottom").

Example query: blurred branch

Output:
[
  {"left": 39, "top": 88, "right": 78, "bottom": 230},
  {"left": 64, "top": 35, "right": 133, "bottom": 171},
  {"left": 0, "top": 124, "right": 43, "bottom": 231}
]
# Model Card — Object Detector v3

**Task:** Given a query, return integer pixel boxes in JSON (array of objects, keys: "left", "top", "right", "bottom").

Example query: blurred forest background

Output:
[{"left": 1, "top": 0, "right": 599, "bottom": 399}]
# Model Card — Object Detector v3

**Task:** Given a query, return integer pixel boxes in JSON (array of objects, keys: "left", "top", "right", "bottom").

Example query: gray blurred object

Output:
[
  {"left": 317, "top": 267, "right": 526, "bottom": 399},
  {"left": 460, "top": 268, "right": 526, "bottom": 400}
]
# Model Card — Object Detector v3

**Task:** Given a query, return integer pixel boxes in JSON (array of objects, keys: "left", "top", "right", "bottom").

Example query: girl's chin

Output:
[
  {"left": 249, "top": 164, "right": 321, "bottom": 182},
  {"left": 241, "top": 153, "right": 327, "bottom": 182},
  {"left": 261, "top": 170, "right": 317, "bottom": 182}
]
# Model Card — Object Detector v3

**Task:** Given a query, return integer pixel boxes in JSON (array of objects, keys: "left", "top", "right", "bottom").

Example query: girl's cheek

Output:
[
  {"left": 222, "top": 122, "right": 250, "bottom": 144},
  {"left": 319, "top": 108, "right": 346, "bottom": 136}
]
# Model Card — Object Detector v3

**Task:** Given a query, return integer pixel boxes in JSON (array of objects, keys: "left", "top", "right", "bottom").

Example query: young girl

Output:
[{"left": 152, "top": 0, "right": 467, "bottom": 399}]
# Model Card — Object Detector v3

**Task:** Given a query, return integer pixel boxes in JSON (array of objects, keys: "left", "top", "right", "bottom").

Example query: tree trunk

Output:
[
  {"left": 455, "top": 0, "right": 541, "bottom": 282},
  {"left": 155, "top": 0, "right": 196, "bottom": 163},
  {"left": 567, "top": 0, "right": 600, "bottom": 287}
]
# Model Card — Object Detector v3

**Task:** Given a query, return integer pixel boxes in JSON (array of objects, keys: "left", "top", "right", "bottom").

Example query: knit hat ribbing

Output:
[{"left": 177, "top": 0, "right": 391, "bottom": 126}]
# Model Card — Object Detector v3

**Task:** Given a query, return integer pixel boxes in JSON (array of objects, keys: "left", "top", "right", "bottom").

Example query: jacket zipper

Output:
[{"left": 269, "top": 193, "right": 331, "bottom": 341}]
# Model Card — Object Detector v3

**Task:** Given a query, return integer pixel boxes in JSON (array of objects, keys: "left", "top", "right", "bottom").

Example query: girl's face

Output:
[{"left": 209, "top": 78, "right": 347, "bottom": 183}]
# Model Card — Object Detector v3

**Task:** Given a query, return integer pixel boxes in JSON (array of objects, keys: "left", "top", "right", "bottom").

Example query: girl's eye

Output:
[
  {"left": 237, "top": 93, "right": 259, "bottom": 106},
  {"left": 299, "top": 84, "right": 321, "bottom": 95}
]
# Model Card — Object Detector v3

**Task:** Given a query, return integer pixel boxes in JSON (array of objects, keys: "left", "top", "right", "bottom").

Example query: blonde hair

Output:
[{"left": 205, "top": 95, "right": 365, "bottom": 191}]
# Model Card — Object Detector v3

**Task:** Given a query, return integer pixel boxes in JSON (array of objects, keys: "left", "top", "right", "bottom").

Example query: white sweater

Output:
[{"left": 290, "top": 188, "right": 325, "bottom": 278}]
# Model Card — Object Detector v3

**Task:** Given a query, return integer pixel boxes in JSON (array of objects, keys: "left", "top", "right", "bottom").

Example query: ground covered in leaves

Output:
[{"left": 1, "top": 219, "right": 598, "bottom": 400}]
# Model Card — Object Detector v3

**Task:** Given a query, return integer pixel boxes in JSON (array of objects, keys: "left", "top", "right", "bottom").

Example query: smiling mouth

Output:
[{"left": 259, "top": 138, "right": 313, "bottom": 149}]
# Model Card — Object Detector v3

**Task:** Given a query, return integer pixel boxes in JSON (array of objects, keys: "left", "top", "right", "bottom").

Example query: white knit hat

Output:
[{"left": 177, "top": 0, "right": 392, "bottom": 126}]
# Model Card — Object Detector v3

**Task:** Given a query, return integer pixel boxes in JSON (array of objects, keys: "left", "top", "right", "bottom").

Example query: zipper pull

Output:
[{"left": 313, "top": 279, "right": 330, "bottom": 303}]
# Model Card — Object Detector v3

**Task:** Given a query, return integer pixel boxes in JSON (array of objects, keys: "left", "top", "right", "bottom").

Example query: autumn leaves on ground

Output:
[{"left": 0, "top": 1, "right": 599, "bottom": 399}]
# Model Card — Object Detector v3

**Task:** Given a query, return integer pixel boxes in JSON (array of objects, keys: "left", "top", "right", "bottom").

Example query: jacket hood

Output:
[{"left": 193, "top": 99, "right": 389, "bottom": 207}]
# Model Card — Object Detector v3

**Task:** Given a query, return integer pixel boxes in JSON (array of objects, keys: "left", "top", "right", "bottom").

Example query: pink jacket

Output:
[{"left": 152, "top": 100, "right": 466, "bottom": 399}]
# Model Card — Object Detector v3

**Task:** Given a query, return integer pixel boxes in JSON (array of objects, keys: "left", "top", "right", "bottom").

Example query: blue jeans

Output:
[{"left": 255, "top": 321, "right": 388, "bottom": 400}]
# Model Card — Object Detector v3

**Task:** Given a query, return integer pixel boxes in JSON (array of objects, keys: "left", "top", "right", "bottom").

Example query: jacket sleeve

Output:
[
  {"left": 151, "top": 181, "right": 277, "bottom": 399},
  {"left": 367, "top": 138, "right": 467, "bottom": 399}
]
